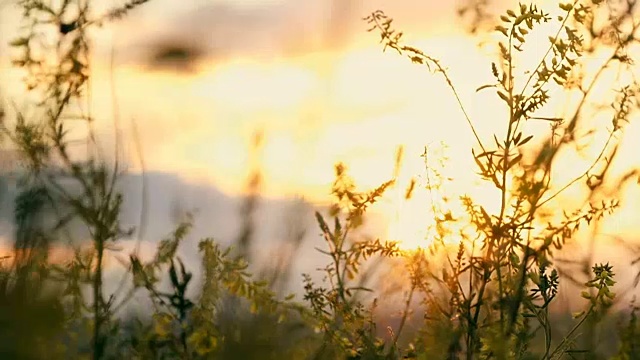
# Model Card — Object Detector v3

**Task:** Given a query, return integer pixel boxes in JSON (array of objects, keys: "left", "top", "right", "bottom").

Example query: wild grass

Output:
[{"left": 0, "top": 0, "right": 640, "bottom": 359}]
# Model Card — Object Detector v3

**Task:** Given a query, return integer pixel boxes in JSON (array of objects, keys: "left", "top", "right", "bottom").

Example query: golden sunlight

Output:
[{"left": 2, "top": 0, "right": 640, "bottom": 253}]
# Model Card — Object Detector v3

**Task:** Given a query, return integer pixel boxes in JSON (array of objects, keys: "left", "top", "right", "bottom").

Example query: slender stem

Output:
[
  {"left": 390, "top": 283, "right": 416, "bottom": 357},
  {"left": 370, "top": 14, "right": 486, "bottom": 153},
  {"left": 548, "top": 307, "right": 594, "bottom": 359},
  {"left": 93, "top": 235, "right": 105, "bottom": 360}
]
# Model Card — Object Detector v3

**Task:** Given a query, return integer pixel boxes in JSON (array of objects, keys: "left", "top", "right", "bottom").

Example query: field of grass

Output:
[{"left": 1, "top": 0, "right": 640, "bottom": 359}]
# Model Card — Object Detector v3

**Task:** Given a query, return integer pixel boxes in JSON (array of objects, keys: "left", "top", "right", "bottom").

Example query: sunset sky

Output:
[{"left": 1, "top": 0, "right": 640, "bottom": 259}]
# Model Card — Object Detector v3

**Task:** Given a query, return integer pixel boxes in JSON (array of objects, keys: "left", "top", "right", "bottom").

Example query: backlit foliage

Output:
[{"left": 0, "top": 0, "right": 639, "bottom": 359}]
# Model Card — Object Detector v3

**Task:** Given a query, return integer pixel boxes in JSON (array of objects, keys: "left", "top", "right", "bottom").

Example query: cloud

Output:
[
  {"left": 113, "top": 0, "right": 468, "bottom": 69},
  {"left": 114, "top": 0, "right": 324, "bottom": 67},
  {"left": 0, "top": 168, "right": 390, "bottom": 294},
  {"left": 0, "top": 0, "right": 497, "bottom": 73}
]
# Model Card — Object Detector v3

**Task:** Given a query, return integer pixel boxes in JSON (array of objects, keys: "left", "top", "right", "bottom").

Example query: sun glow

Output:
[
  {"left": 79, "top": 33, "right": 504, "bottom": 203},
  {"left": 3, "top": 1, "right": 640, "bottom": 253},
  {"left": 81, "top": 32, "right": 515, "bottom": 251}
]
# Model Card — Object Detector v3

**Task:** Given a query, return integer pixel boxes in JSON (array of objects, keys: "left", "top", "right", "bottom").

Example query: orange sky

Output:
[{"left": 1, "top": 0, "right": 640, "bottom": 252}]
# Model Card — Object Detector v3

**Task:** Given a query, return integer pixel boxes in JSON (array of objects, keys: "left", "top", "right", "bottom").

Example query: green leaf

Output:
[
  {"left": 9, "top": 37, "right": 29, "bottom": 47},
  {"left": 518, "top": 135, "right": 534, "bottom": 146},
  {"left": 559, "top": 2, "right": 573, "bottom": 11},
  {"left": 497, "top": 90, "right": 510, "bottom": 103},
  {"left": 476, "top": 84, "right": 497, "bottom": 92},
  {"left": 507, "top": 154, "right": 523, "bottom": 170},
  {"left": 480, "top": 206, "right": 492, "bottom": 226},
  {"left": 513, "top": 132, "right": 522, "bottom": 144}
]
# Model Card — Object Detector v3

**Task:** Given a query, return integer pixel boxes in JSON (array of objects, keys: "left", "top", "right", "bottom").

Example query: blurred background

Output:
[{"left": 1, "top": 0, "right": 640, "bottom": 300}]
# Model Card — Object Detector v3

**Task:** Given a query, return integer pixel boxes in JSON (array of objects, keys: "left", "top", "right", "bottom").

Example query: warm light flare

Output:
[{"left": 2, "top": 3, "right": 640, "bottom": 252}]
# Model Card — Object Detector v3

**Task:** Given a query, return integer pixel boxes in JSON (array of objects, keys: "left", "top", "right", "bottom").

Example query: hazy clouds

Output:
[{"left": 108, "top": 0, "right": 469, "bottom": 69}]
